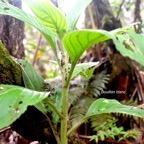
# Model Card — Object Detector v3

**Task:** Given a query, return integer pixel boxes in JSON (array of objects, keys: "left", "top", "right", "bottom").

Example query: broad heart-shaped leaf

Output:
[
  {"left": 86, "top": 98, "right": 144, "bottom": 118},
  {"left": 113, "top": 30, "right": 144, "bottom": 66},
  {"left": 23, "top": 0, "right": 67, "bottom": 37},
  {"left": 18, "top": 59, "right": 44, "bottom": 91},
  {"left": 0, "top": 85, "right": 49, "bottom": 129},
  {"left": 62, "top": 25, "right": 138, "bottom": 65},
  {"left": 72, "top": 62, "right": 99, "bottom": 79},
  {"left": 0, "top": 2, "right": 56, "bottom": 49},
  {"left": 63, "top": 30, "right": 111, "bottom": 64},
  {"left": 58, "top": 0, "right": 92, "bottom": 31}
]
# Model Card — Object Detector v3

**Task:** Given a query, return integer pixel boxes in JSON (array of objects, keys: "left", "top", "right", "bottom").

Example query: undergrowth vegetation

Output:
[{"left": 0, "top": 0, "right": 144, "bottom": 143}]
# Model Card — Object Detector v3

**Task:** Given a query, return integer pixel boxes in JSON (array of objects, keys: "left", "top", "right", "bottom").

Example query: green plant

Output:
[
  {"left": 0, "top": 0, "right": 144, "bottom": 144},
  {"left": 89, "top": 114, "right": 140, "bottom": 143}
]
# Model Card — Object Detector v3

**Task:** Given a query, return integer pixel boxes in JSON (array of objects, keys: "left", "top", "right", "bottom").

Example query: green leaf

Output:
[
  {"left": 86, "top": 98, "right": 144, "bottom": 118},
  {"left": 0, "top": 85, "right": 49, "bottom": 129},
  {"left": 18, "top": 59, "right": 44, "bottom": 91},
  {"left": 113, "top": 30, "right": 144, "bottom": 66},
  {"left": 18, "top": 60, "right": 46, "bottom": 113},
  {"left": 0, "top": 2, "right": 56, "bottom": 49},
  {"left": 79, "top": 66, "right": 95, "bottom": 79},
  {"left": 58, "top": 0, "right": 92, "bottom": 31},
  {"left": 63, "top": 30, "right": 111, "bottom": 64},
  {"left": 23, "top": 0, "right": 67, "bottom": 37},
  {"left": 72, "top": 62, "right": 99, "bottom": 79}
]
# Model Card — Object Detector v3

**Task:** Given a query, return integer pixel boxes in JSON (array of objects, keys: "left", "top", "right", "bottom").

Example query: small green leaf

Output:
[
  {"left": 18, "top": 60, "right": 44, "bottom": 91},
  {"left": 63, "top": 30, "right": 111, "bottom": 64},
  {"left": 24, "top": 0, "right": 67, "bottom": 37},
  {"left": 0, "top": 2, "right": 56, "bottom": 49},
  {"left": 58, "top": 0, "right": 92, "bottom": 31},
  {"left": 79, "top": 67, "right": 95, "bottom": 79},
  {"left": 72, "top": 62, "right": 99, "bottom": 79},
  {"left": 0, "top": 85, "right": 49, "bottom": 129},
  {"left": 86, "top": 98, "right": 144, "bottom": 118}
]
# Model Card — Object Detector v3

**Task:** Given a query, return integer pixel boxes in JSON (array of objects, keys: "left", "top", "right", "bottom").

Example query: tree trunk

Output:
[{"left": 0, "top": 0, "right": 25, "bottom": 59}]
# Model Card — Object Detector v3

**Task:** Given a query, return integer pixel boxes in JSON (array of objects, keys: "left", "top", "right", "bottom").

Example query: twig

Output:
[
  {"left": 130, "top": 86, "right": 137, "bottom": 100},
  {"left": 0, "top": 126, "right": 11, "bottom": 134},
  {"left": 134, "top": 66, "right": 144, "bottom": 102},
  {"left": 116, "top": 0, "right": 125, "bottom": 20},
  {"left": 88, "top": 5, "right": 97, "bottom": 29},
  {"left": 43, "top": 113, "right": 61, "bottom": 144},
  {"left": 32, "top": 34, "right": 42, "bottom": 66}
]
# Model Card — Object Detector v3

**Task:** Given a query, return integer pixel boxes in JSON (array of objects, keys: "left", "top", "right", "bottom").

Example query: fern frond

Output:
[
  {"left": 120, "top": 99, "right": 138, "bottom": 106},
  {"left": 68, "top": 87, "right": 85, "bottom": 108},
  {"left": 87, "top": 71, "right": 110, "bottom": 97},
  {"left": 68, "top": 77, "right": 87, "bottom": 108}
]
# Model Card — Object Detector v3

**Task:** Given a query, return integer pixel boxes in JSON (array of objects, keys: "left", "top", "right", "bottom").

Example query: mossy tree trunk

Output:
[{"left": 0, "top": 42, "right": 22, "bottom": 85}]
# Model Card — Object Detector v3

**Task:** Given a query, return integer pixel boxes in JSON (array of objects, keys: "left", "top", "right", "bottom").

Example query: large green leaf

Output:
[
  {"left": 62, "top": 25, "right": 138, "bottom": 65},
  {"left": 0, "top": 85, "right": 49, "bottom": 129},
  {"left": 113, "top": 30, "right": 144, "bottom": 66},
  {"left": 0, "top": 2, "right": 56, "bottom": 49},
  {"left": 68, "top": 97, "right": 144, "bottom": 136},
  {"left": 86, "top": 98, "right": 144, "bottom": 118},
  {"left": 63, "top": 30, "right": 111, "bottom": 64},
  {"left": 18, "top": 60, "right": 44, "bottom": 91},
  {"left": 23, "top": 0, "right": 67, "bottom": 37},
  {"left": 58, "top": 0, "right": 92, "bottom": 31}
]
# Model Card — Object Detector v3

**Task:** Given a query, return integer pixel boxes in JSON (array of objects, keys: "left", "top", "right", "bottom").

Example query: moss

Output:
[{"left": 0, "top": 41, "right": 22, "bottom": 85}]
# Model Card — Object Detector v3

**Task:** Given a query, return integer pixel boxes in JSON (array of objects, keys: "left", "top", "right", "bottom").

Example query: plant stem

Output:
[
  {"left": 32, "top": 34, "right": 42, "bottom": 66},
  {"left": 67, "top": 117, "right": 88, "bottom": 137},
  {"left": 60, "top": 63, "right": 78, "bottom": 143},
  {"left": 65, "top": 62, "right": 76, "bottom": 87},
  {"left": 59, "top": 34, "right": 70, "bottom": 144},
  {"left": 44, "top": 113, "right": 61, "bottom": 144},
  {"left": 61, "top": 79, "right": 69, "bottom": 144},
  {"left": 45, "top": 99, "right": 65, "bottom": 119}
]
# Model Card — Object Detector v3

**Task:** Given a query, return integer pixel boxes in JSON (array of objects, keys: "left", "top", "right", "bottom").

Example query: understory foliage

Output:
[
  {"left": 0, "top": 0, "right": 144, "bottom": 144},
  {"left": 89, "top": 114, "right": 140, "bottom": 143}
]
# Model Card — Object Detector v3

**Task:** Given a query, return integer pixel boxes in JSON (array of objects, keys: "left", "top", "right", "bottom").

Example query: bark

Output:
[{"left": 0, "top": 0, "right": 25, "bottom": 59}]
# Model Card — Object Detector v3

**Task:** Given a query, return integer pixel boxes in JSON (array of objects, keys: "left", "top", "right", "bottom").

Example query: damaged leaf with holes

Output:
[
  {"left": 0, "top": 85, "right": 49, "bottom": 129},
  {"left": 113, "top": 30, "right": 144, "bottom": 66},
  {"left": 86, "top": 98, "right": 144, "bottom": 118}
]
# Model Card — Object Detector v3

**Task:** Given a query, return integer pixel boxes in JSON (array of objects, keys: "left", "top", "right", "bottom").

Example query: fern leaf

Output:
[{"left": 87, "top": 71, "right": 110, "bottom": 97}]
